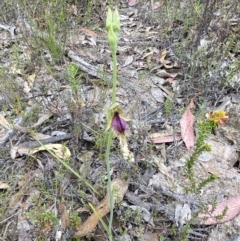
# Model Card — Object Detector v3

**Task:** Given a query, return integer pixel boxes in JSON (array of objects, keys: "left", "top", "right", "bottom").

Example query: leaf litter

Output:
[{"left": 0, "top": 0, "right": 239, "bottom": 240}]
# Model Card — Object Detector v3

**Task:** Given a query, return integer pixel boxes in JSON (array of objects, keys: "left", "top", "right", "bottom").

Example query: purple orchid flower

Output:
[{"left": 111, "top": 111, "right": 127, "bottom": 134}]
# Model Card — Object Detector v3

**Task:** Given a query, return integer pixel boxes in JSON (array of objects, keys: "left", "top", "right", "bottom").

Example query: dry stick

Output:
[
  {"left": 96, "top": 39, "right": 164, "bottom": 47},
  {"left": 67, "top": 50, "right": 142, "bottom": 92},
  {"left": 23, "top": 134, "right": 73, "bottom": 148}
]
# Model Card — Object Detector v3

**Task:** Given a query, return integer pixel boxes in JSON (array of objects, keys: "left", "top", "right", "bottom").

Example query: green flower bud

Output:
[
  {"left": 106, "top": 7, "right": 120, "bottom": 52},
  {"left": 112, "top": 8, "right": 120, "bottom": 38},
  {"left": 108, "top": 26, "right": 118, "bottom": 53},
  {"left": 106, "top": 7, "right": 113, "bottom": 31}
]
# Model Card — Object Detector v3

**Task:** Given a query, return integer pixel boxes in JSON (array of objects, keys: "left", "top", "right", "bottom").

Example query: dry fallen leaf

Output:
[
  {"left": 78, "top": 28, "right": 98, "bottom": 38},
  {"left": 74, "top": 178, "right": 128, "bottom": 238},
  {"left": 159, "top": 49, "right": 173, "bottom": 69},
  {"left": 7, "top": 190, "right": 23, "bottom": 215},
  {"left": 128, "top": 0, "right": 139, "bottom": 6},
  {"left": 149, "top": 134, "right": 182, "bottom": 144},
  {"left": 11, "top": 144, "right": 71, "bottom": 159},
  {"left": 59, "top": 203, "right": 70, "bottom": 230},
  {"left": 143, "top": 231, "right": 160, "bottom": 241},
  {"left": 165, "top": 77, "right": 174, "bottom": 84},
  {"left": 152, "top": 1, "right": 164, "bottom": 10},
  {"left": 156, "top": 69, "right": 178, "bottom": 78},
  {"left": 198, "top": 196, "right": 240, "bottom": 225},
  {"left": 0, "top": 114, "right": 12, "bottom": 129},
  {"left": 180, "top": 97, "right": 196, "bottom": 150},
  {"left": 0, "top": 181, "right": 10, "bottom": 189},
  {"left": 148, "top": 130, "right": 182, "bottom": 144},
  {"left": 27, "top": 72, "right": 36, "bottom": 87}
]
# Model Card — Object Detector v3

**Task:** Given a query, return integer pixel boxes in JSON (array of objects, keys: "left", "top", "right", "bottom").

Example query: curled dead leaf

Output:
[{"left": 159, "top": 49, "right": 173, "bottom": 69}]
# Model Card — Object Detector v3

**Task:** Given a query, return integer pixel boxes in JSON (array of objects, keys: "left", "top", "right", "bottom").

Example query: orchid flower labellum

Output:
[
  {"left": 106, "top": 103, "right": 130, "bottom": 136},
  {"left": 111, "top": 111, "right": 127, "bottom": 134}
]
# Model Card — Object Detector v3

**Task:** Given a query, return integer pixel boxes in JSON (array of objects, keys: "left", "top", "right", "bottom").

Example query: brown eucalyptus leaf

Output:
[
  {"left": 180, "top": 98, "right": 195, "bottom": 150},
  {"left": 59, "top": 203, "right": 70, "bottom": 230},
  {"left": 149, "top": 135, "right": 182, "bottom": 143},
  {"left": 152, "top": 1, "right": 164, "bottom": 10},
  {"left": 199, "top": 196, "right": 240, "bottom": 225},
  {"left": 128, "top": 0, "right": 139, "bottom": 6}
]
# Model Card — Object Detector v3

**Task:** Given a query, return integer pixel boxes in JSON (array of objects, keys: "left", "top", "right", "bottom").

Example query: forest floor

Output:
[{"left": 0, "top": 0, "right": 239, "bottom": 240}]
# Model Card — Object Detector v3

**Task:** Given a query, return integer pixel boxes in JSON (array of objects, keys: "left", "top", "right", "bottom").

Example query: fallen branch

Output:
[{"left": 67, "top": 50, "right": 141, "bottom": 92}]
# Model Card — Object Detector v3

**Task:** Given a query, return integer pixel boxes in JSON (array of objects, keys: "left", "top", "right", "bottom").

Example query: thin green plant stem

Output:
[
  {"left": 32, "top": 136, "right": 99, "bottom": 195},
  {"left": 105, "top": 7, "right": 120, "bottom": 240},
  {"left": 105, "top": 131, "right": 114, "bottom": 241},
  {"left": 105, "top": 40, "right": 118, "bottom": 241},
  {"left": 89, "top": 203, "right": 110, "bottom": 236},
  {"left": 111, "top": 52, "right": 117, "bottom": 103}
]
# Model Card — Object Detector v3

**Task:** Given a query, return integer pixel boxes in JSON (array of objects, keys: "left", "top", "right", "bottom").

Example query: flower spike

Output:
[{"left": 106, "top": 7, "right": 120, "bottom": 53}]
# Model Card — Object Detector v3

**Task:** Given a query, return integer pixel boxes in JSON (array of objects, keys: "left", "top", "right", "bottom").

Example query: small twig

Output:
[
  {"left": 96, "top": 39, "right": 164, "bottom": 47},
  {"left": 0, "top": 211, "right": 20, "bottom": 225},
  {"left": 0, "top": 23, "right": 16, "bottom": 38},
  {"left": 23, "top": 134, "right": 73, "bottom": 148}
]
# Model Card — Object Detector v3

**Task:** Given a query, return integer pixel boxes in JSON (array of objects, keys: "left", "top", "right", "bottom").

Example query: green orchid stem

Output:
[
  {"left": 105, "top": 50, "right": 118, "bottom": 241},
  {"left": 105, "top": 6, "right": 120, "bottom": 239},
  {"left": 111, "top": 52, "right": 117, "bottom": 103},
  {"left": 105, "top": 131, "right": 114, "bottom": 241}
]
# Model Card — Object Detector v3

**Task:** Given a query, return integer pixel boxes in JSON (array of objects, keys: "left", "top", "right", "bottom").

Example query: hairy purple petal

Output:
[{"left": 111, "top": 112, "right": 127, "bottom": 134}]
